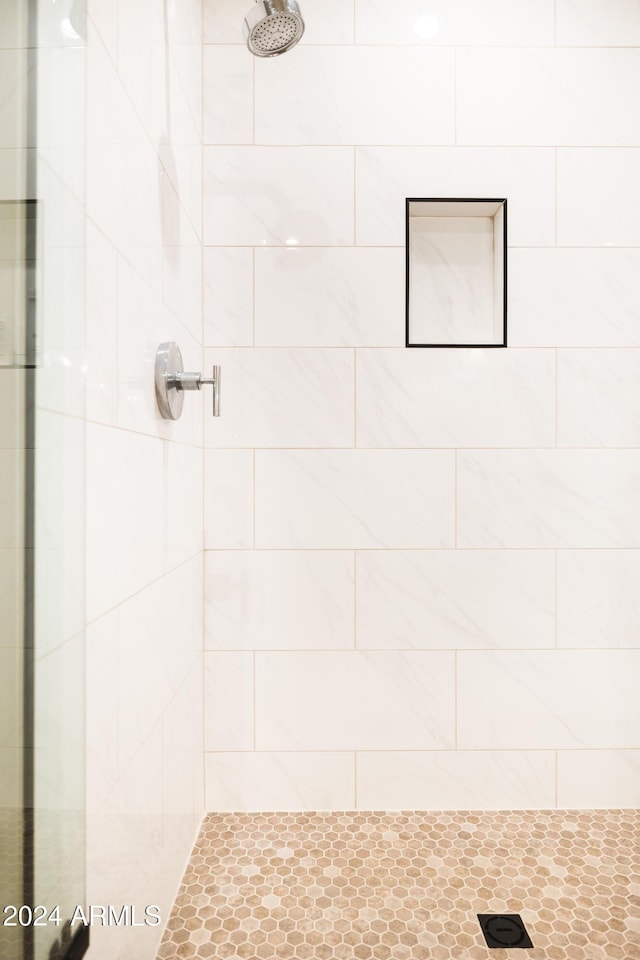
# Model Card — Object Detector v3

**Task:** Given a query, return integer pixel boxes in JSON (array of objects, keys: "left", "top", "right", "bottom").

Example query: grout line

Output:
[
  {"left": 199, "top": 746, "right": 627, "bottom": 754},
  {"left": 553, "top": 0, "right": 557, "bottom": 46},
  {"left": 353, "top": 146, "right": 357, "bottom": 245},
  {"left": 253, "top": 651, "right": 257, "bottom": 750},
  {"left": 555, "top": 749, "right": 559, "bottom": 807}
]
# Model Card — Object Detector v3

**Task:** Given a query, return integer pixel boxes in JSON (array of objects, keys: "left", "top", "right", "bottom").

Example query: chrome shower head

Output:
[{"left": 243, "top": 0, "right": 305, "bottom": 57}]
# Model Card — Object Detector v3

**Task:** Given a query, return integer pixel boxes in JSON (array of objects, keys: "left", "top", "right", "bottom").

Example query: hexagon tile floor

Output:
[{"left": 157, "top": 810, "right": 640, "bottom": 960}]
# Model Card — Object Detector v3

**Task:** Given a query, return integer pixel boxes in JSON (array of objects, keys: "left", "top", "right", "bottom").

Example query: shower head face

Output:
[{"left": 244, "top": 0, "right": 305, "bottom": 57}]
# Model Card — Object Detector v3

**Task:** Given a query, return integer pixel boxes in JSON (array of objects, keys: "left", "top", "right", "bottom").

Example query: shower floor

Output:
[{"left": 157, "top": 809, "right": 640, "bottom": 960}]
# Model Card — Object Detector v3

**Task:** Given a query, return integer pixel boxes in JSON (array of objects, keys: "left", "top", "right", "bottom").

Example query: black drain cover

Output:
[{"left": 477, "top": 914, "right": 534, "bottom": 948}]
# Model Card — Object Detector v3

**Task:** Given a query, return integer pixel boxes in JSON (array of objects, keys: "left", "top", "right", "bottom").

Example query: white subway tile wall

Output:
[
  {"left": 200, "top": 0, "right": 640, "bottom": 813},
  {"left": 85, "top": 2, "right": 204, "bottom": 959}
]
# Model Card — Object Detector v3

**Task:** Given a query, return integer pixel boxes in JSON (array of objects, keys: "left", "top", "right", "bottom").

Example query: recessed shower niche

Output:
[{"left": 406, "top": 198, "right": 507, "bottom": 348}]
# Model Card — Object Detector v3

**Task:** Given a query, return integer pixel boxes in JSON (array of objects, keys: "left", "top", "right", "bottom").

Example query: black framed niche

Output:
[{"left": 405, "top": 198, "right": 507, "bottom": 348}]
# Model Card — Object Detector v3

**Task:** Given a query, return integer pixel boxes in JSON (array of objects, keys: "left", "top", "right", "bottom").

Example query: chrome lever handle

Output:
[
  {"left": 155, "top": 342, "right": 221, "bottom": 420},
  {"left": 199, "top": 365, "right": 221, "bottom": 417}
]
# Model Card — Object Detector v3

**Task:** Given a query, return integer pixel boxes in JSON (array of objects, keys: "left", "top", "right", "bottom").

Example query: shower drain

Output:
[{"left": 477, "top": 913, "right": 534, "bottom": 948}]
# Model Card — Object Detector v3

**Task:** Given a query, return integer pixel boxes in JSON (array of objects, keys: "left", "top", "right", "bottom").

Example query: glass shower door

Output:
[{"left": 0, "top": 1, "right": 87, "bottom": 958}]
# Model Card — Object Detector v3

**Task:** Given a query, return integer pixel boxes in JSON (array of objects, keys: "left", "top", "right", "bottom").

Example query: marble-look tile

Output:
[
  {"left": 0, "top": 549, "right": 21, "bottom": 648},
  {"left": 204, "top": 652, "right": 254, "bottom": 751},
  {"left": 0, "top": 450, "right": 20, "bottom": 549},
  {"left": 509, "top": 249, "right": 640, "bottom": 347},
  {"left": 0, "top": 648, "right": 20, "bottom": 748},
  {"left": 558, "top": 349, "right": 640, "bottom": 447},
  {"left": 0, "top": 370, "right": 22, "bottom": 449},
  {"left": 164, "top": 442, "right": 203, "bottom": 571},
  {"left": 205, "top": 550, "right": 354, "bottom": 650},
  {"left": 357, "top": 349, "right": 556, "bottom": 448},
  {"left": 357, "top": 751, "right": 556, "bottom": 809},
  {"left": 204, "top": 0, "right": 355, "bottom": 44},
  {"left": 86, "top": 612, "right": 119, "bottom": 813},
  {"left": 163, "top": 663, "right": 204, "bottom": 848},
  {"left": 204, "top": 347, "right": 354, "bottom": 448},
  {"left": 204, "top": 449, "right": 254, "bottom": 549},
  {"left": 457, "top": 450, "right": 640, "bottom": 548},
  {"left": 356, "top": 550, "right": 555, "bottom": 650},
  {"left": 356, "top": 0, "right": 554, "bottom": 45},
  {"left": 203, "top": 45, "right": 253, "bottom": 145},
  {"left": 255, "top": 247, "right": 403, "bottom": 347},
  {"left": 204, "top": 247, "right": 254, "bottom": 346},
  {"left": 87, "top": 142, "right": 164, "bottom": 290},
  {"left": 558, "top": 149, "right": 640, "bottom": 247},
  {"left": 255, "top": 47, "right": 454, "bottom": 146},
  {"left": 0, "top": 749, "right": 21, "bottom": 807},
  {"left": 458, "top": 650, "right": 640, "bottom": 749},
  {"left": 86, "top": 424, "right": 164, "bottom": 621},
  {"left": 557, "top": 0, "right": 640, "bottom": 46},
  {"left": 458, "top": 49, "right": 640, "bottom": 146},
  {"left": 256, "top": 651, "right": 455, "bottom": 750},
  {"left": 557, "top": 550, "right": 640, "bottom": 648},
  {"left": 118, "top": 561, "right": 202, "bottom": 771},
  {"left": 162, "top": 181, "right": 202, "bottom": 343},
  {"left": 204, "top": 146, "right": 354, "bottom": 246},
  {"left": 557, "top": 751, "right": 640, "bottom": 807},
  {"left": 356, "top": 147, "right": 555, "bottom": 247},
  {"left": 255, "top": 450, "right": 455, "bottom": 549},
  {"left": 205, "top": 752, "right": 355, "bottom": 810},
  {"left": 86, "top": 222, "right": 118, "bottom": 425}
]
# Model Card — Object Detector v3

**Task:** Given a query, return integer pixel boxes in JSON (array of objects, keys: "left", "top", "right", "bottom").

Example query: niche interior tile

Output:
[
  {"left": 255, "top": 47, "right": 454, "bottom": 145},
  {"left": 356, "top": 550, "right": 555, "bottom": 650},
  {"left": 204, "top": 347, "right": 354, "bottom": 448},
  {"left": 558, "top": 148, "right": 640, "bottom": 247},
  {"left": 457, "top": 449, "right": 640, "bottom": 548},
  {"left": 558, "top": 750, "right": 640, "bottom": 807},
  {"left": 457, "top": 49, "right": 640, "bottom": 146},
  {"left": 255, "top": 246, "right": 404, "bottom": 347},
  {"left": 357, "top": 751, "right": 556, "bottom": 809},
  {"left": 357, "top": 349, "right": 555, "bottom": 448},
  {"left": 557, "top": 0, "right": 640, "bottom": 46},
  {"left": 558, "top": 349, "right": 640, "bottom": 447},
  {"left": 204, "top": 449, "right": 253, "bottom": 549},
  {"left": 204, "top": 652, "right": 254, "bottom": 751},
  {"left": 558, "top": 550, "right": 640, "bottom": 648},
  {"left": 509, "top": 248, "right": 640, "bottom": 347},
  {"left": 356, "top": 0, "right": 554, "bottom": 45},
  {"left": 204, "top": 146, "right": 354, "bottom": 246},
  {"left": 205, "top": 752, "right": 355, "bottom": 811},
  {"left": 255, "top": 650, "right": 455, "bottom": 751},
  {"left": 356, "top": 146, "right": 555, "bottom": 247},
  {"left": 204, "top": 247, "right": 254, "bottom": 346},
  {"left": 204, "top": 550, "right": 354, "bottom": 650},
  {"left": 458, "top": 649, "right": 640, "bottom": 749},
  {"left": 203, "top": 46, "right": 253, "bottom": 145},
  {"left": 255, "top": 449, "right": 455, "bottom": 549}
]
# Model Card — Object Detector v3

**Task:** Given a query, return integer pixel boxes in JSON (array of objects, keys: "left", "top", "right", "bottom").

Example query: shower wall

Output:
[
  {"left": 85, "top": 1, "right": 204, "bottom": 957},
  {"left": 202, "top": 0, "right": 640, "bottom": 811}
]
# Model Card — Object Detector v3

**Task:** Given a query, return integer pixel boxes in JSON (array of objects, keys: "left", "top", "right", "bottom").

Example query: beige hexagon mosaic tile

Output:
[{"left": 157, "top": 810, "right": 640, "bottom": 960}]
